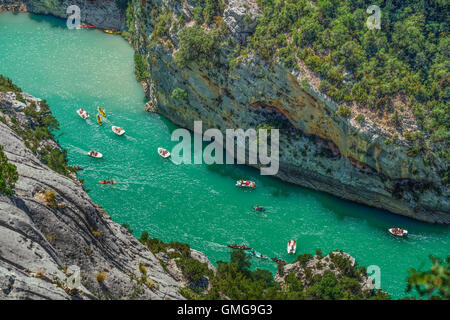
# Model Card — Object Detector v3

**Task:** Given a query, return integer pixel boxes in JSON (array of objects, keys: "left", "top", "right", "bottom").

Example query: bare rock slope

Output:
[{"left": 0, "top": 91, "right": 189, "bottom": 299}]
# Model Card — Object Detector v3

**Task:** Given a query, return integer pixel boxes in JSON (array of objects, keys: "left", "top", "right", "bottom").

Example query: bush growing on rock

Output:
[
  {"left": 174, "top": 26, "right": 219, "bottom": 68},
  {"left": 134, "top": 53, "right": 150, "bottom": 82},
  {"left": 171, "top": 88, "right": 188, "bottom": 102},
  {"left": 96, "top": 271, "right": 107, "bottom": 283},
  {"left": 0, "top": 145, "right": 18, "bottom": 196},
  {"left": 336, "top": 105, "right": 351, "bottom": 118}
]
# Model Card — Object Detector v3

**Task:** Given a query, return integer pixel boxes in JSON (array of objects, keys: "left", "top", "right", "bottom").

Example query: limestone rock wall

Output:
[{"left": 0, "top": 91, "right": 187, "bottom": 299}]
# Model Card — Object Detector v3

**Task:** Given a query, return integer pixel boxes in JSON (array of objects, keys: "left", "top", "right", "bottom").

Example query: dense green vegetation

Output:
[
  {"left": 139, "top": 232, "right": 387, "bottom": 300},
  {"left": 0, "top": 75, "right": 21, "bottom": 93},
  {"left": 190, "top": 0, "right": 225, "bottom": 25},
  {"left": 0, "top": 145, "right": 18, "bottom": 196},
  {"left": 247, "top": 0, "right": 449, "bottom": 162},
  {"left": 0, "top": 76, "right": 71, "bottom": 176},
  {"left": 139, "top": 233, "right": 214, "bottom": 284},
  {"left": 134, "top": 53, "right": 150, "bottom": 82},
  {"left": 406, "top": 255, "right": 449, "bottom": 299},
  {"left": 141, "top": 232, "right": 449, "bottom": 300},
  {"left": 193, "top": 249, "right": 387, "bottom": 299},
  {"left": 174, "top": 25, "right": 223, "bottom": 68}
]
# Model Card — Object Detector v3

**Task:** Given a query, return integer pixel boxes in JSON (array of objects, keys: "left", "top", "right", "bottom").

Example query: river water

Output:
[{"left": 0, "top": 12, "right": 448, "bottom": 299}]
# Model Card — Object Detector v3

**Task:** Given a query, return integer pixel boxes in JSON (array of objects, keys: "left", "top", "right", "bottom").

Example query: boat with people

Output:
[
  {"left": 96, "top": 114, "right": 102, "bottom": 125},
  {"left": 252, "top": 206, "right": 265, "bottom": 212},
  {"left": 76, "top": 108, "right": 89, "bottom": 119},
  {"left": 228, "top": 244, "right": 251, "bottom": 250},
  {"left": 158, "top": 147, "right": 171, "bottom": 158},
  {"left": 389, "top": 228, "right": 408, "bottom": 237},
  {"left": 271, "top": 257, "right": 288, "bottom": 265},
  {"left": 99, "top": 180, "right": 116, "bottom": 185},
  {"left": 236, "top": 180, "right": 256, "bottom": 189},
  {"left": 112, "top": 126, "right": 125, "bottom": 136},
  {"left": 287, "top": 240, "right": 297, "bottom": 254},
  {"left": 88, "top": 150, "right": 103, "bottom": 158},
  {"left": 97, "top": 106, "right": 106, "bottom": 117},
  {"left": 69, "top": 165, "right": 82, "bottom": 171},
  {"left": 247, "top": 250, "right": 268, "bottom": 260}
]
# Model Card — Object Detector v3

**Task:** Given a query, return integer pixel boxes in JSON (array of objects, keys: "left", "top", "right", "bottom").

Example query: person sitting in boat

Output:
[{"left": 245, "top": 181, "right": 249, "bottom": 186}]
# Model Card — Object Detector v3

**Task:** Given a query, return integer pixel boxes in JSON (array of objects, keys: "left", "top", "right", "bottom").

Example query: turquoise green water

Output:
[{"left": 0, "top": 13, "right": 448, "bottom": 299}]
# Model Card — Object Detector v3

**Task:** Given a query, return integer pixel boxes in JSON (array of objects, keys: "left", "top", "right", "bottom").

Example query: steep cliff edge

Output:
[
  {"left": 0, "top": 88, "right": 218, "bottom": 299},
  {"left": 1, "top": 0, "right": 448, "bottom": 224},
  {"left": 126, "top": 0, "right": 449, "bottom": 223}
]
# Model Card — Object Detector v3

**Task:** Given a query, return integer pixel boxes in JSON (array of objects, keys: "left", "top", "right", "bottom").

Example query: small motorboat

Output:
[
  {"left": 247, "top": 250, "right": 268, "bottom": 260},
  {"left": 236, "top": 180, "right": 256, "bottom": 189},
  {"left": 228, "top": 244, "right": 251, "bottom": 250},
  {"left": 389, "top": 228, "right": 408, "bottom": 237},
  {"left": 96, "top": 114, "right": 103, "bottom": 125},
  {"left": 158, "top": 147, "right": 171, "bottom": 158},
  {"left": 88, "top": 150, "right": 103, "bottom": 158},
  {"left": 76, "top": 108, "right": 89, "bottom": 119},
  {"left": 99, "top": 180, "right": 116, "bottom": 185},
  {"left": 104, "top": 29, "right": 120, "bottom": 34},
  {"left": 112, "top": 126, "right": 125, "bottom": 136},
  {"left": 287, "top": 240, "right": 297, "bottom": 254},
  {"left": 97, "top": 106, "right": 106, "bottom": 117},
  {"left": 271, "top": 257, "right": 288, "bottom": 265},
  {"left": 252, "top": 206, "right": 265, "bottom": 212}
]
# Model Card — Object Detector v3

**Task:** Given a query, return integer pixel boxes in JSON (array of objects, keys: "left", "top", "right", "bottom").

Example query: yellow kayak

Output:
[
  {"left": 97, "top": 114, "right": 102, "bottom": 125},
  {"left": 97, "top": 106, "right": 106, "bottom": 117},
  {"left": 104, "top": 30, "right": 114, "bottom": 34}
]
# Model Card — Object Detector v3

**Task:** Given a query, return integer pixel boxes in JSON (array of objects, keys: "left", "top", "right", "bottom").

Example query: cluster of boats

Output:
[{"left": 76, "top": 106, "right": 126, "bottom": 185}]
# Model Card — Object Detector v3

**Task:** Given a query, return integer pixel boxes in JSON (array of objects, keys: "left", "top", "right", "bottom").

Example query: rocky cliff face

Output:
[
  {"left": 0, "top": 0, "right": 123, "bottom": 29},
  {"left": 1, "top": 0, "right": 448, "bottom": 225},
  {"left": 0, "top": 90, "right": 218, "bottom": 300},
  {"left": 127, "top": 0, "right": 449, "bottom": 224}
]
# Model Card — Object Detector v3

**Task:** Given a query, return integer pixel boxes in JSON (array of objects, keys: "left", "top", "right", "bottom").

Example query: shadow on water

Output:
[
  {"left": 315, "top": 190, "right": 449, "bottom": 235},
  {"left": 28, "top": 13, "right": 66, "bottom": 29}
]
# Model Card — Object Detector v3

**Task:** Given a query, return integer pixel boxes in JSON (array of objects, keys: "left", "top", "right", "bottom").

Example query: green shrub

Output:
[
  {"left": 0, "top": 145, "right": 18, "bottom": 196},
  {"left": 134, "top": 53, "right": 149, "bottom": 82},
  {"left": 356, "top": 114, "right": 365, "bottom": 125},
  {"left": 171, "top": 88, "right": 188, "bottom": 101},
  {"left": 174, "top": 26, "right": 218, "bottom": 68},
  {"left": 0, "top": 75, "right": 21, "bottom": 93},
  {"left": 336, "top": 105, "right": 351, "bottom": 118}
]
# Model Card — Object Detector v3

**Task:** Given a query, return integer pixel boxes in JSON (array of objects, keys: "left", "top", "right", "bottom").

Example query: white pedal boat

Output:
[
  {"left": 287, "top": 240, "right": 297, "bottom": 254},
  {"left": 77, "top": 109, "right": 89, "bottom": 119},
  {"left": 112, "top": 126, "right": 125, "bottom": 136},
  {"left": 236, "top": 180, "right": 256, "bottom": 188},
  {"left": 158, "top": 147, "right": 171, "bottom": 158},
  {"left": 389, "top": 228, "right": 408, "bottom": 237},
  {"left": 88, "top": 150, "right": 103, "bottom": 158}
]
